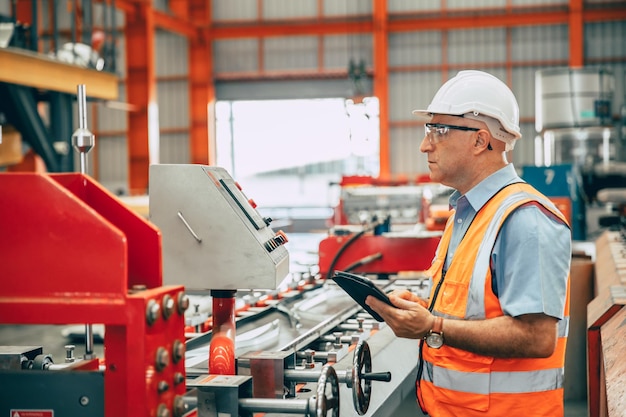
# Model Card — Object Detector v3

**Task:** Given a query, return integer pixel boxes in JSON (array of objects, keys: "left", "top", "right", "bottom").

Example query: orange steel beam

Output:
[
  {"left": 569, "top": 0, "right": 584, "bottom": 68},
  {"left": 373, "top": 0, "right": 389, "bottom": 179},
  {"left": 153, "top": 8, "right": 196, "bottom": 38},
  {"left": 167, "top": 0, "right": 189, "bottom": 21},
  {"left": 204, "top": 8, "right": 626, "bottom": 39},
  {"left": 125, "top": 1, "right": 158, "bottom": 195},
  {"left": 188, "top": 0, "right": 214, "bottom": 165}
]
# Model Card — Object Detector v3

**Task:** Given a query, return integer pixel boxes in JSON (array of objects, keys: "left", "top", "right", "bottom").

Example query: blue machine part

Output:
[{"left": 521, "top": 164, "right": 586, "bottom": 241}]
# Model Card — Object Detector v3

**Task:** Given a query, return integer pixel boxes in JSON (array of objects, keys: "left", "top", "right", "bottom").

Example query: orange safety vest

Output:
[{"left": 418, "top": 182, "right": 571, "bottom": 417}]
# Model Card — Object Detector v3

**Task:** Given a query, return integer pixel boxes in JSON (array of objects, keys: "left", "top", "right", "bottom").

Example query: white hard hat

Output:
[{"left": 413, "top": 70, "right": 522, "bottom": 150}]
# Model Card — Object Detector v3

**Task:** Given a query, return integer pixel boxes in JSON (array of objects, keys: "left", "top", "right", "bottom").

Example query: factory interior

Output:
[{"left": 1, "top": 1, "right": 625, "bottom": 416}]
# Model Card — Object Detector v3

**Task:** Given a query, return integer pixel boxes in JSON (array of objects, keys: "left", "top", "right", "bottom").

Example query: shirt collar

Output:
[{"left": 449, "top": 164, "right": 522, "bottom": 211}]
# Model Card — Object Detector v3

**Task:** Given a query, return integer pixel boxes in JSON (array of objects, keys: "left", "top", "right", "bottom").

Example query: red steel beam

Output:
[{"left": 125, "top": 1, "right": 158, "bottom": 195}]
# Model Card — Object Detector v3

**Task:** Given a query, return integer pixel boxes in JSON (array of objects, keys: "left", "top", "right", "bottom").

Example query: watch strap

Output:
[{"left": 432, "top": 316, "right": 443, "bottom": 334}]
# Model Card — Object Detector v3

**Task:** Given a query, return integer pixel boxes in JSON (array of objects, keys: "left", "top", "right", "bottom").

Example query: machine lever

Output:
[
  {"left": 177, "top": 211, "right": 202, "bottom": 243},
  {"left": 361, "top": 371, "right": 391, "bottom": 382}
]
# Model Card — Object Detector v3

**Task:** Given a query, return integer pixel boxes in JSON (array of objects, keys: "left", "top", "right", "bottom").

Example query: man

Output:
[{"left": 366, "top": 70, "right": 572, "bottom": 417}]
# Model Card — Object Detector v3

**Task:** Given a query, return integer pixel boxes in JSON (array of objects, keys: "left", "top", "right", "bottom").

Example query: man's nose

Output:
[{"left": 419, "top": 135, "right": 431, "bottom": 153}]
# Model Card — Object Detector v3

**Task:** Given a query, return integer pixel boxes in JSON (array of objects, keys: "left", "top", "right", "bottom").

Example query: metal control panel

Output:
[{"left": 149, "top": 164, "right": 290, "bottom": 290}]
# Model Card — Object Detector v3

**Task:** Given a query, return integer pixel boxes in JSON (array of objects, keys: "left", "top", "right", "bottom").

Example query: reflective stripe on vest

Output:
[{"left": 421, "top": 361, "right": 565, "bottom": 394}]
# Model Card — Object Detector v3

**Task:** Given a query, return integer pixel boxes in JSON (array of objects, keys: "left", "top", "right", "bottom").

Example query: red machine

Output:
[
  {"left": 0, "top": 172, "right": 187, "bottom": 417},
  {"left": 321, "top": 175, "right": 448, "bottom": 278},
  {"left": 318, "top": 231, "right": 441, "bottom": 279}
]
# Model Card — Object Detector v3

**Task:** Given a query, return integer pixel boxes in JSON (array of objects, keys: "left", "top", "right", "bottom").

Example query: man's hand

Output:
[{"left": 366, "top": 289, "right": 434, "bottom": 339}]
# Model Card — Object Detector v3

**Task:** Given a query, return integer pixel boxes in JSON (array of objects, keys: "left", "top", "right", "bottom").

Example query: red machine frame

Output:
[{"left": 0, "top": 172, "right": 187, "bottom": 416}]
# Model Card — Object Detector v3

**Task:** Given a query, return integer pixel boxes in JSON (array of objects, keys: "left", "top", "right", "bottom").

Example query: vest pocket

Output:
[{"left": 437, "top": 279, "right": 469, "bottom": 318}]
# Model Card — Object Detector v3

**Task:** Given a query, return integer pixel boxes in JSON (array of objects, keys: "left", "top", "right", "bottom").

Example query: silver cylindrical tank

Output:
[
  {"left": 534, "top": 67, "right": 624, "bottom": 168},
  {"left": 535, "top": 67, "right": 615, "bottom": 132}
]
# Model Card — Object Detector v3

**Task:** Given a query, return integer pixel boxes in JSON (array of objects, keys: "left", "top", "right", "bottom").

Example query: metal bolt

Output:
[
  {"left": 172, "top": 339, "right": 185, "bottom": 364},
  {"left": 130, "top": 284, "right": 147, "bottom": 294},
  {"left": 173, "top": 372, "right": 185, "bottom": 386},
  {"left": 146, "top": 299, "right": 161, "bottom": 325},
  {"left": 155, "top": 347, "right": 170, "bottom": 372},
  {"left": 162, "top": 294, "right": 175, "bottom": 319},
  {"left": 173, "top": 396, "right": 187, "bottom": 417},
  {"left": 157, "top": 404, "right": 171, "bottom": 417},
  {"left": 65, "top": 345, "right": 76, "bottom": 363},
  {"left": 177, "top": 292, "right": 190, "bottom": 315},
  {"left": 79, "top": 396, "right": 90, "bottom": 406},
  {"left": 157, "top": 380, "right": 170, "bottom": 393}
]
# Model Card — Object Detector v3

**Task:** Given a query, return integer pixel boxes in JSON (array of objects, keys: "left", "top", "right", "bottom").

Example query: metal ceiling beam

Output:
[{"left": 204, "top": 7, "right": 626, "bottom": 39}]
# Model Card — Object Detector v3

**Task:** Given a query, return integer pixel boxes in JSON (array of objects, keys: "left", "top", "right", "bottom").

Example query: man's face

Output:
[{"left": 419, "top": 115, "right": 482, "bottom": 190}]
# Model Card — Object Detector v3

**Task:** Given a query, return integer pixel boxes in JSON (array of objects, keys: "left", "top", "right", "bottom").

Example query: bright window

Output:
[{"left": 215, "top": 97, "right": 380, "bottom": 209}]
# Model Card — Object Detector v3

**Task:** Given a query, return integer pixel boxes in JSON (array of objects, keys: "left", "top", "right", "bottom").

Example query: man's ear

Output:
[{"left": 474, "top": 130, "right": 492, "bottom": 151}]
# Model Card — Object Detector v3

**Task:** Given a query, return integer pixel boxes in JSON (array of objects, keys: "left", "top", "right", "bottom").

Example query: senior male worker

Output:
[{"left": 367, "top": 70, "right": 572, "bottom": 417}]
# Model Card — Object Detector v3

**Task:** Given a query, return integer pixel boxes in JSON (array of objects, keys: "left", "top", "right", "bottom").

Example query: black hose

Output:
[{"left": 325, "top": 218, "right": 384, "bottom": 281}]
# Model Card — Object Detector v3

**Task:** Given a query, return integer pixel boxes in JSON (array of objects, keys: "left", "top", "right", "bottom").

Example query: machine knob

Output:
[
  {"left": 333, "top": 332, "right": 344, "bottom": 349},
  {"left": 303, "top": 349, "right": 316, "bottom": 369},
  {"left": 361, "top": 371, "right": 392, "bottom": 382},
  {"left": 264, "top": 230, "right": 289, "bottom": 252},
  {"left": 65, "top": 345, "right": 76, "bottom": 363},
  {"left": 356, "top": 317, "right": 365, "bottom": 333}
]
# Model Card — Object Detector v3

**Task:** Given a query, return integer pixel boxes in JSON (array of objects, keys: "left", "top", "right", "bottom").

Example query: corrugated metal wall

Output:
[{"left": 88, "top": 0, "right": 624, "bottom": 191}]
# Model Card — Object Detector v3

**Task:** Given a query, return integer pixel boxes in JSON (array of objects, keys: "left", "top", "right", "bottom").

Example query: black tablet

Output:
[{"left": 331, "top": 271, "right": 394, "bottom": 322}]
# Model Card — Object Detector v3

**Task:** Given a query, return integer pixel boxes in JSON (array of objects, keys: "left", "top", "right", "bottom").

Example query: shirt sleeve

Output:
[{"left": 492, "top": 203, "right": 572, "bottom": 319}]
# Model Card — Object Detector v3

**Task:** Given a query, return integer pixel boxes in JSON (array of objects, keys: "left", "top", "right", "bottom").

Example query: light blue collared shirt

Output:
[{"left": 445, "top": 164, "right": 571, "bottom": 319}]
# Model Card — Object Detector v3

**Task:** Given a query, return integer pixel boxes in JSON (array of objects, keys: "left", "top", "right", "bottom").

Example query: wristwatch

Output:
[{"left": 425, "top": 316, "right": 444, "bottom": 349}]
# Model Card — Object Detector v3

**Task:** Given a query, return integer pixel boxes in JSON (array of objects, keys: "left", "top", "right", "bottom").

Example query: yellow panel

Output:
[{"left": 0, "top": 47, "right": 118, "bottom": 100}]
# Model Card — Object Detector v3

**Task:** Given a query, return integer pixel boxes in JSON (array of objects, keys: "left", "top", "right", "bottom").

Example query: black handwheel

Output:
[
  {"left": 316, "top": 364, "right": 340, "bottom": 417},
  {"left": 351, "top": 340, "right": 372, "bottom": 415}
]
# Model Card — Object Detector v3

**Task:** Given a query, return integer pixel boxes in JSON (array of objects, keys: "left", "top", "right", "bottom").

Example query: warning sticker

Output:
[{"left": 10, "top": 410, "right": 54, "bottom": 417}]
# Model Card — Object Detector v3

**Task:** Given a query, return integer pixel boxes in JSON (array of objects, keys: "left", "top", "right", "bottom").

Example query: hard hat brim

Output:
[{"left": 411, "top": 109, "right": 435, "bottom": 123}]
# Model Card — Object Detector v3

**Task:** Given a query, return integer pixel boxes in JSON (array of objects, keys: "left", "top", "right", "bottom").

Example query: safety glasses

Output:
[{"left": 424, "top": 123, "right": 480, "bottom": 144}]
